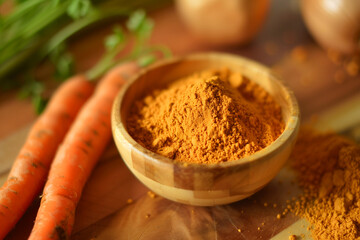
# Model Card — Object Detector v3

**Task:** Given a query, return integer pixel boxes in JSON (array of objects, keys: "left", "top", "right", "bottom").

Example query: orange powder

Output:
[
  {"left": 290, "top": 128, "right": 360, "bottom": 239},
  {"left": 127, "top": 68, "right": 284, "bottom": 164}
]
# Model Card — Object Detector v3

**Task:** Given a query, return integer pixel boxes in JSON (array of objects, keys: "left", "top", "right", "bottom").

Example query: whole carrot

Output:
[
  {"left": 0, "top": 75, "right": 94, "bottom": 239},
  {"left": 28, "top": 62, "right": 139, "bottom": 240}
]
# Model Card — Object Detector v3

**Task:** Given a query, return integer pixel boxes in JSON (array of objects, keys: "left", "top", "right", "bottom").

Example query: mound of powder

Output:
[
  {"left": 127, "top": 68, "right": 284, "bottom": 164},
  {"left": 290, "top": 128, "right": 360, "bottom": 240}
]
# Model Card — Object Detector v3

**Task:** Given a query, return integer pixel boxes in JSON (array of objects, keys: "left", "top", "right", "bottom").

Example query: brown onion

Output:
[
  {"left": 175, "top": 0, "right": 270, "bottom": 46},
  {"left": 301, "top": 0, "right": 360, "bottom": 55}
]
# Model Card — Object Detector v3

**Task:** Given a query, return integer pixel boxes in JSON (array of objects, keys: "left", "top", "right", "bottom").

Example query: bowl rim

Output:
[{"left": 112, "top": 52, "right": 300, "bottom": 170}]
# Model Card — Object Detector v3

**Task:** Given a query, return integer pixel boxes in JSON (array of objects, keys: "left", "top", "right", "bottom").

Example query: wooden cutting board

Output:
[
  {"left": 1, "top": 0, "right": 360, "bottom": 239},
  {"left": 2, "top": 94, "right": 360, "bottom": 240}
]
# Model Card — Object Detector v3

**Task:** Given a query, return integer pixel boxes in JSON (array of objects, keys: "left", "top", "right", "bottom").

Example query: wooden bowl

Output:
[{"left": 111, "top": 52, "right": 300, "bottom": 206}]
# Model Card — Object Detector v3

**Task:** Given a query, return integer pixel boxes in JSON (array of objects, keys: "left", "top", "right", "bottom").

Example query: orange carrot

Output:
[
  {"left": 28, "top": 62, "right": 139, "bottom": 240},
  {"left": 0, "top": 75, "right": 94, "bottom": 239}
]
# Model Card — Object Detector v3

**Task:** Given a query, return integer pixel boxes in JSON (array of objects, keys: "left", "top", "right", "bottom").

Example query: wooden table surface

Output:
[{"left": 1, "top": 0, "right": 360, "bottom": 239}]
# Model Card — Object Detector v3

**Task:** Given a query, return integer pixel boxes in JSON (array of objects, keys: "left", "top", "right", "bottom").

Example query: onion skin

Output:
[
  {"left": 175, "top": 0, "right": 270, "bottom": 46},
  {"left": 301, "top": 0, "right": 360, "bottom": 55}
]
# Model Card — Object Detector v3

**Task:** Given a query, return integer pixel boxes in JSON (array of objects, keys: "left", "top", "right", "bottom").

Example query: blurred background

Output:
[{"left": 0, "top": 0, "right": 359, "bottom": 137}]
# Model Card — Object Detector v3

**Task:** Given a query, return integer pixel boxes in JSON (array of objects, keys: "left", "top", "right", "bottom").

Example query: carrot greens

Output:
[{"left": 0, "top": 0, "right": 171, "bottom": 112}]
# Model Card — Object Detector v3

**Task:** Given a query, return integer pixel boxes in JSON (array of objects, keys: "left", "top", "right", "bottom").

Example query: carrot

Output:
[
  {"left": 28, "top": 62, "right": 139, "bottom": 240},
  {"left": 0, "top": 75, "right": 95, "bottom": 239}
]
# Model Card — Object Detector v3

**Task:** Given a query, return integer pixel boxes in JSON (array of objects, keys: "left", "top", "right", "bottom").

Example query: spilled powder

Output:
[
  {"left": 290, "top": 127, "right": 360, "bottom": 240},
  {"left": 127, "top": 68, "right": 284, "bottom": 164}
]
